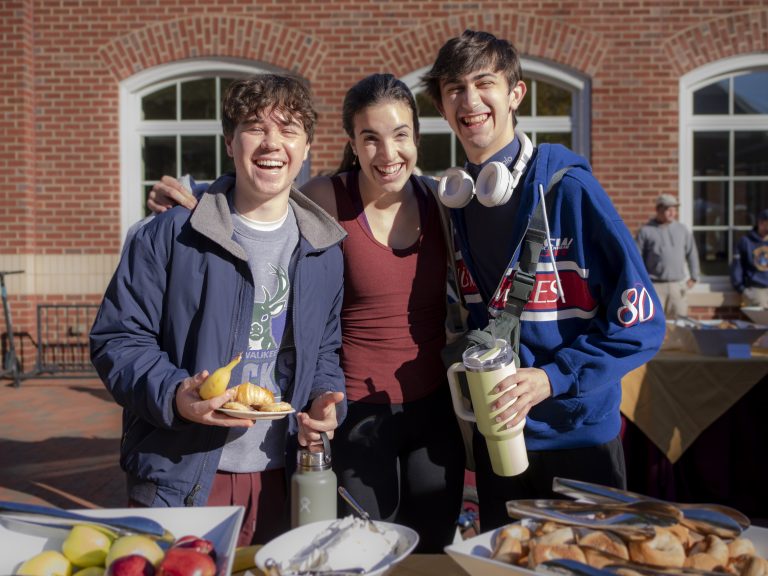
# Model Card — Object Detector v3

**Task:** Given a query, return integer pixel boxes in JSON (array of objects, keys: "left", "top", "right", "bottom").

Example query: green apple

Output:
[
  {"left": 15, "top": 550, "right": 73, "bottom": 576},
  {"left": 62, "top": 525, "right": 114, "bottom": 567},
  {"left": 104, "top": 535, "right": 164, "bottom": 568}
]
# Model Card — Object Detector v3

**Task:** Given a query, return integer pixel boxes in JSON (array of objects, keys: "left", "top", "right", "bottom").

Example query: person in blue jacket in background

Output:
[
  {"left": 90, "top": 74, "right": 346, "bottom": 546},
  {"left": 731, "top": 208, "right": 768, "bottom": 307},
  {"left": 421, "top": 30, "right": 666, "bottom": 531}
]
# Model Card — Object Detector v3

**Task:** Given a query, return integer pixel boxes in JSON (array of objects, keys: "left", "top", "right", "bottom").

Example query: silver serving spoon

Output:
[
  {"left": 552, "top": 477, "right": 748, "bottom": 538},
  {"left": 0, "top": 500, "right": 174, "bottom": 542},
  {"left": 338, "top": 486, "right": 382, "bottom": 534}
]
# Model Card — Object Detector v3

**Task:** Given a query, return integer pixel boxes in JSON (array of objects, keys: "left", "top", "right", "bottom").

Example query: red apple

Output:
[
  {"left": 157, "top": 548, "right": 216, "bottom": 576},
  {"left": 172, "top": 535, "right": 216, "bottom": 559},
  {"left": 106, "top": 554, "right": 156, "bottom": 576}
]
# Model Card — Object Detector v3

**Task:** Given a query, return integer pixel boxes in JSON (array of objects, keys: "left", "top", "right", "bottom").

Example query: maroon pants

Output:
[
  {"left": 207, "top": 468, "right": 289, "bottom": 546},
  {"left": 130, "top": 468, "right": 289, "bottom": 547}
]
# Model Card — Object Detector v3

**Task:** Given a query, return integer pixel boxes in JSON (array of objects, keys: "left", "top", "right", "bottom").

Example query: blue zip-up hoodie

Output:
[
  {"left": 452, "top": 142, "right": 665, "bottom": 450},
  {"left": 90, "top": 173, "right": 347, "bottom": 507},
  {"left": 730, "top": 228, "right": 768, "bottom": 293}
]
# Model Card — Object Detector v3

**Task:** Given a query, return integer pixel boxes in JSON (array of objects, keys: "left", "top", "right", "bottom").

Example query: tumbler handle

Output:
[{"left": 447, "top": 362, "right": 476, "bottom": 422}]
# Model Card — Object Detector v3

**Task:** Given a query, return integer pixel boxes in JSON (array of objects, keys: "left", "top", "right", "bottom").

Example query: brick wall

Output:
[{"left": 1, "top": 0, "right": 767, "bottom": 339}]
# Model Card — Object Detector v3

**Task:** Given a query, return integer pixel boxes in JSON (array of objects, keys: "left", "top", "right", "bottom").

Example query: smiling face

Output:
[
  {"left": 350, "top": 100, "right": 418, "bottom": 195},
  {"left": 226, "top": 106, "right": 310, "bottom": 217},
  {"left": 437, "top": 67, "right": 526, "bottom": 164}
]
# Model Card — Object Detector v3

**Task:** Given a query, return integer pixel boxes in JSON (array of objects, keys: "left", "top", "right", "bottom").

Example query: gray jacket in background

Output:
[{"left": 636, "top": 218, "right": 700, "bottom": 282}]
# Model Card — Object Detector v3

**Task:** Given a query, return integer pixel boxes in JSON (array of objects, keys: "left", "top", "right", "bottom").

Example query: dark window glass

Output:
[
  {"left": 693, "top": 79, "right": 729, "bottom": 115},
  {"left": 537, "top": 82, "right": 571, "bottom": 116},
  {"left": 143, "top": 184, "right": 154, "bottom": 217},
  {"left": 181, "top": 136, "right": 217, "bottom": 180},
  {"left": 693, "top": 181, "right": 727, "bottom": 226},
  {"left": 734, "top": 131, "right": 768, "bottom": 176},
  {"left": 456, "top": 142, "right": 467, "bottom": 167},
  {"left": 734, "top": 180, "right": 768, "bottom": 226},
  {"left": 415, "top": 91, "right": 439, "bottom": 117},
  {"left": 693, "top": 131, "right": 728, "bottom": 176},
  {"left": 143, "top": 85, "right": 177, "bottom": 120},
  {"left": 143, "top": 136, "right": 176, "bottom": 180},
  {"left": 695, "top": 230, "right": 729, "bottom": 276},
  {"left": 537, "top": 132, "right": 572, "bottom": 147},
  {"left": 417, "top": 133, "right": 452, "bottom": 175},
  {"left": 181, "top": 78, "right": 217, "bottom": 120},
  {"left": 517, "top": 79, "right": 532, "bottom": 116},
  {"left": 734, "top": 71, "right": 768, "bottom": 115},
  {"left": 221, "top": 135, "right": 235, "bottom": 174}
]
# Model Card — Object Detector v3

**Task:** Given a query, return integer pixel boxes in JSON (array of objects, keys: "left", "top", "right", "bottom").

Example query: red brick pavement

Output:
[{"left": 0, "top": 376, "right": 126, "bottom": 510}]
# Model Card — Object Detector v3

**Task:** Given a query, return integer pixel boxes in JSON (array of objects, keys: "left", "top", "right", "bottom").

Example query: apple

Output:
[
  {"left": 156, "top": 549, "right": 215, "bottom": 576},
  {"left": 72, "top": 568, "right": 105, "bottom": 576},
  {"left": 14, "top": 550, "right": 73, "bottom": 576},
  {"left": 104, "top": 535, "right": 164, "bottom": 567},
  {"left": 62, "top": 525, "right": 114, "bottom": 567},
  {"left": 171, "top": 536, "right": 216, "bottom": 559},
  {"left": 105, "top": 555, "right": 155, "bottom": 576}
]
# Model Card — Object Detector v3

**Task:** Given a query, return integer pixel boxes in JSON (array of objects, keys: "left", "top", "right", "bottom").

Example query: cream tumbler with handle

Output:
[{"left": 447, "top": 338, "right": 528, "bottom": 476}]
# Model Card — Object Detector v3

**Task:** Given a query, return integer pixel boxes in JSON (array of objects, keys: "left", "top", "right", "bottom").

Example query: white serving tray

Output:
[
  {"left": 445, "top": 523, "right": 768, "bottom": 576},
  {"left": 0, "top": 505, "right": 243, "bottom": 575}
]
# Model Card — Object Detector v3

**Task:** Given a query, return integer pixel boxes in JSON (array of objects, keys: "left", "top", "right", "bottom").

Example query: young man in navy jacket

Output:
[
  {"left": 90, "top": 75, "right": 346, "bottom": 545},
  {"left": 422, "top": 30, "right": 666, "bottom": 531}
]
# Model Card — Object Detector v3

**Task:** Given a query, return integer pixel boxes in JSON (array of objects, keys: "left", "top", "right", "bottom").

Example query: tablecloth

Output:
[{"left": 620, "top": 349, "right": 768, "bottom": 463}]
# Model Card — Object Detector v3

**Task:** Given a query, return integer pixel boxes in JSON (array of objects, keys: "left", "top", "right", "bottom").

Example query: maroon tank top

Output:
[{"left": 331, "top": 171, "right": 447, "bottom": 403}]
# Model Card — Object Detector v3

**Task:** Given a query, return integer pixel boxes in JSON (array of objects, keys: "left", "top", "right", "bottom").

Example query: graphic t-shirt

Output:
[{"left": 218, "top": 203, "right": 299, "bottom": 473}]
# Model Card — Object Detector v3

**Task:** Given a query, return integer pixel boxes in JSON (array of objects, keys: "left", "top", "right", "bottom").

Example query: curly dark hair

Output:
[{"left": 222, "top": 74, "right": 318, "bottom": 143}]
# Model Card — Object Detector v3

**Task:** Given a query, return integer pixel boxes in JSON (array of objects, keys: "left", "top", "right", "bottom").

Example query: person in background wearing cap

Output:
[
  {"left": 730, "top": 209, "right": 768, "bottom": 307},
  {"left": 635, "top": 194, "right": 700, "bottom": 318}
]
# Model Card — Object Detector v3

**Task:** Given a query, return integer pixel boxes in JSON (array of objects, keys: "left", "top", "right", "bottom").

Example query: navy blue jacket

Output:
[
  {"left": 452, "top": 142, "right": 665, "bottom": 450},
  {"left": 90, "top": 174, "right": 347, "bottom": 507},
  {"left": 730, "top": 228, "right": 768, "bottom": 292}
]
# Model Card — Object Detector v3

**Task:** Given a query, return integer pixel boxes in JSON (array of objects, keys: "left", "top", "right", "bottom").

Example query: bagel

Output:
[
  {"left": 688, "top": 534, "right": 728, "bottom": 565},
  {"left": 491, "top": 524, "right": 530, "bottom": 564},
  {"left": 578, "top": 529, "right": 629, "bottom": 560},
  {"left": 729, "top": 538, "right": 757, "bottom": 559},
  {"left": 628, "top": 527, "right": 686, "bottom": 568},
  {"left": 684, "top": 552, "right": 722, "bottom": 572},
  {"left": 534, "top": 527, "right": 574, "bottom": 546},
  {"left": 528, "top": 543, "right": 586, "bottom": 568}
]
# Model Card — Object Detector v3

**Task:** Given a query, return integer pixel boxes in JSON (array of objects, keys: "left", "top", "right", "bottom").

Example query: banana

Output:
[
  {"left": 231, "top": 544, "right": 260, "bottom": 573},
  {"left": 198, "top": 353, "right": 242, "bottom": 400}
]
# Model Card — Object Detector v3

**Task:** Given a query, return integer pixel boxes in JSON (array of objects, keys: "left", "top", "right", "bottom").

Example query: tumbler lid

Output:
[{"left": 462, "top": 338, "right": 514, "bottom": 372}]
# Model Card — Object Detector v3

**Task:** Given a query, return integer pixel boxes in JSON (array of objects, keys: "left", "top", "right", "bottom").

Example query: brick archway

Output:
[
  {"left": 661, "top": 9, "right": 768, "bottom": 75},
  {"left": 377, "top": 12, "right": 607, "bottom": 78},
  {"left": 98, "top": 15, "right": 328, "bottom": 82}
]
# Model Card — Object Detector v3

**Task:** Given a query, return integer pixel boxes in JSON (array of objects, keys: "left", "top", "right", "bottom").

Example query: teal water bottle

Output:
[{"left": 291, "top": 431, "right": 337, "bottom": 527}]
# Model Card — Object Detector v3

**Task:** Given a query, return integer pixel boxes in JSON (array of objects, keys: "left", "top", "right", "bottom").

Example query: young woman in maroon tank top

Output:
[{"left": 301, "top": 74, "right": 464, "bottom": 552}]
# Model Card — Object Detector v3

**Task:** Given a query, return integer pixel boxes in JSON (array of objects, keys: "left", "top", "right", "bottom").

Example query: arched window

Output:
[
  {"left": 402, "top": 59, "right": 590, "bottom": 176},
  {"left": 119, "top": 60, "right": 311, "bottom": 241},
  {"left": 681, "top": 55, "right": 768, "bottom": 288}
]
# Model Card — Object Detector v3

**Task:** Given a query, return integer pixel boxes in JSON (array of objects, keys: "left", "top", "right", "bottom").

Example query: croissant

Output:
[{"left": 234, "top": 383, "right": 274, "bottom": 407}]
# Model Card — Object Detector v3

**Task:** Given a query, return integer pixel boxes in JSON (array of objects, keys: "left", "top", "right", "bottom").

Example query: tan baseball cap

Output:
[{"left": 656, "top": 194, "right": 679, "bottom": 208}]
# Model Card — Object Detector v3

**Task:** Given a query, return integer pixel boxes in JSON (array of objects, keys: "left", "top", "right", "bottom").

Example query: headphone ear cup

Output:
[
  {"left": 476, "top": 162, "right": 513, "bottom": 207},
  {"left": 438, "top": 168, "right": 476, "bottom": 208}
]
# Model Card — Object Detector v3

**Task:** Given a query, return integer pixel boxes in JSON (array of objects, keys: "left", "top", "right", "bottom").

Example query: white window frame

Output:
[
  {"left": 401, "top": 58, "right": 591, "bottom": 160},
  {"left": 119, "top": 59, "right": 267, "bottom": 243},
  {"left": 679, "top": 54, "right": 768, "bottom": 292}
]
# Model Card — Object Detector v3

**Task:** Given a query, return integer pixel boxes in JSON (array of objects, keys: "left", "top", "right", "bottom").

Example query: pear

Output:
[
  {"left": 61, "top": 524, "right": 114, "bottom": 567},
  {"left": 198, "top": 353, "right": 242, "bottom": 400}
]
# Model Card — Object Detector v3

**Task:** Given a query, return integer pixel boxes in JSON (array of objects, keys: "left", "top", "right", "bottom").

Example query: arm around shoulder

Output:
[{"left": 300, "top": 175, "right": 339, "bottom": 220}]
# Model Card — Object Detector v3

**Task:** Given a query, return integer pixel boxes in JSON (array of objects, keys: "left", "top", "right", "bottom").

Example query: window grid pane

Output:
[{"left": 689, "top": 68, "right": 768, "bottom": 280}]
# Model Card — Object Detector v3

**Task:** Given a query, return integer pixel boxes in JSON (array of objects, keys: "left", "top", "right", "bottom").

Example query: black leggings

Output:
[
  {"left": 474, "top": 429, "right": 627, "bottom": 532},
  {"left": 332, "top": 386, "right": 466, "bottom": 553}
]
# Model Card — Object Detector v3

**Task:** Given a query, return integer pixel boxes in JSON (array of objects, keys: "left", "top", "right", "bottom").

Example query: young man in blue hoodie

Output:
[
  {"left": 90, "top": 75, "right": 346, "bottom": 546},
  {"left": 731, "top": 208, "right": 768, "bottom": 307},
  {"left": 421, "top": 30, "right": 666, "bottom": 531}
]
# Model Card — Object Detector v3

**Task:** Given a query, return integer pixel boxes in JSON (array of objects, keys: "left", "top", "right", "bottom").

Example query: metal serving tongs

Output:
[
  {"left": 540, "top": 558, "right": 727, "bottom": 576},
  {"left": 552, "top": 477, "right": 749, "bottom": 539},
  {"left": 0, "top": 500, "right": 174, "bottom": 543},
  {"left": 264, "top": 558, "right": 365, "bottom": 576},
  {"left": 505, "top": 499, "right": 682, "bottom": 540}
]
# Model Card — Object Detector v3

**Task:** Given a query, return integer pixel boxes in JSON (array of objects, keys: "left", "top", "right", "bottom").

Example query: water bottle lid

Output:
[
  {"left": 463, "top": 338, "right": 514, "bottom": 372},
  {"left": 297, "top": 431, "right": 332, "bottom": 470}
]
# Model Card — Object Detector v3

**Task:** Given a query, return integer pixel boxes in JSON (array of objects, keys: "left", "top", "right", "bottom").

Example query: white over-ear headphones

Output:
[{"left": 437, "top": 133, "right": 534, "bottom": 208}]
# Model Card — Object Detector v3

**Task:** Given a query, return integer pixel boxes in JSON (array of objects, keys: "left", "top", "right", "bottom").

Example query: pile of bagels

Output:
[{"left": 491, "top": 518, "right": 767, "bottom": 575}]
